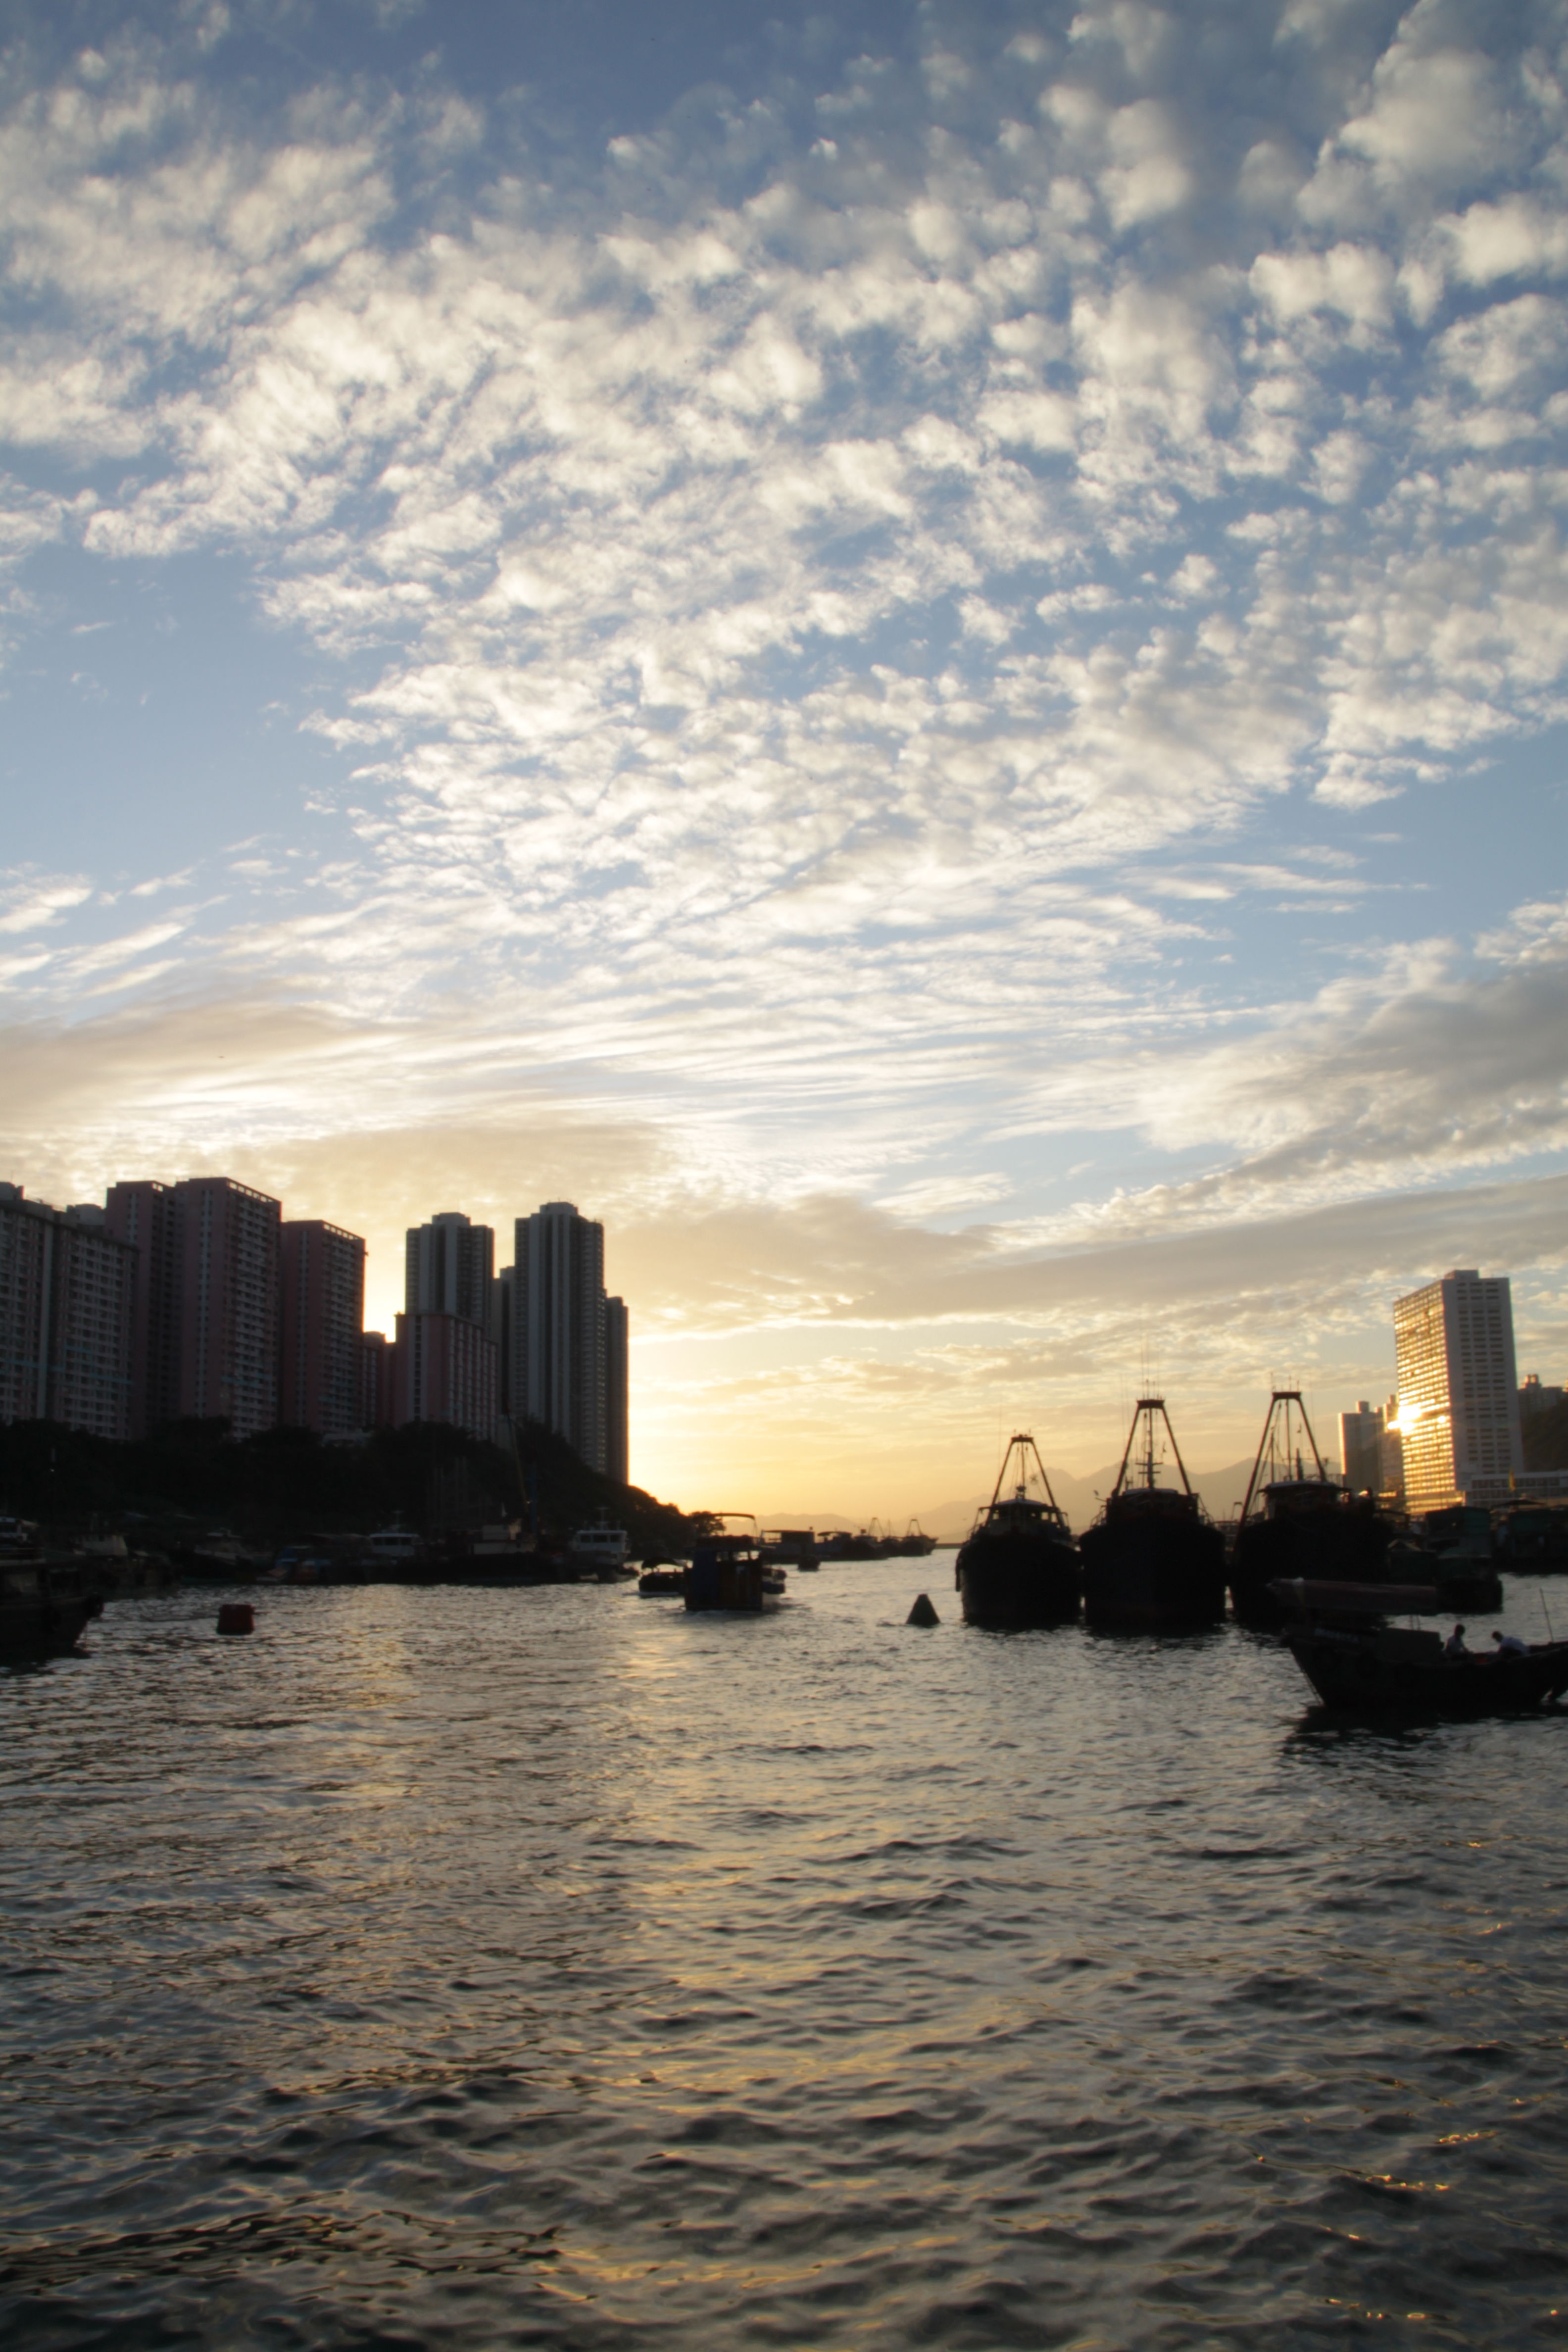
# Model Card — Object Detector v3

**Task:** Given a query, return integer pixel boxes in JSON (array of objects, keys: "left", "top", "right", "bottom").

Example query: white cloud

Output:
[
  {"left": 0, "top": 878, "right": 94, "bottom": 934},
  {"left": 1340, "top": 37, "right": 1507, "bottom": 191},
  {"left": 1441, "top": 195, "right": 1568, "bottom": 284},
  {"left": 1250, "top": 242, "right": 1394, "bottom": 333},
  {"left": 2, "top": 6, "right": 1568, "bottom": 1494},
  {"left": 1101, "top": 99, "right": 1191, "bottom": 229}
]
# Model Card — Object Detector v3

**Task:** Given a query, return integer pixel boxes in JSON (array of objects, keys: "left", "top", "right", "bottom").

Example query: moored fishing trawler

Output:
[
  {"left": 956, "top": 1433, "right": 1080, "bottom": 1628},
  {"left": 887, "top": 1519, "right": 938, "bottom": 1558},
  {"left": 1228, "top": 1391, "right": 1390, "bottom": 1626},
  {"left": 1079, "top": 1398, "right": 1226, "bottom": 1629}
]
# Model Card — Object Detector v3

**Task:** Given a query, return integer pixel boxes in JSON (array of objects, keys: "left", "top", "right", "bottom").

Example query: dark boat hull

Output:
[
  {"left": 0, "top": 1575, "right": 102, "bottom": 1660},
  {"left": 685, "top": 1558, "right": 767, "bottom": 1611},
  {"left": 1079, "top": 1514, "right": 1226, "bottom": 1629},
  {"left": 1231, "top": 1509, "right": 1389, "bottom": 1626},
  {"left": 1286, "top": 1628, "right": 1568, "bottom": 1715},
  {"left": 956, "top": 1529, "right": 1080, "bottom": 1628}
]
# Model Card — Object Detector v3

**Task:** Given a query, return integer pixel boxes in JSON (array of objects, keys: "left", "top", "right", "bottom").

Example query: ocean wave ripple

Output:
[{"left": 3, "top": 1570, "right": 1567, "bottom": 2349}]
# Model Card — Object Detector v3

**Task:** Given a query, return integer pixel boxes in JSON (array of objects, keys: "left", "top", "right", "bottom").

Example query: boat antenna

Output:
[{"left": 1543, "top": 1586, "right": 1555, "bottom": 1643}]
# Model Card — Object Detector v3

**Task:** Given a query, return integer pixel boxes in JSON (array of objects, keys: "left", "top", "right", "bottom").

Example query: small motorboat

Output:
[
  {"left": 760, "top": 1527, "right": 821, "bottom": 1573},
  {"left": 364, "top": 1526, "right": 425, "bottom": 1576},
  {"left": 1, "top": 1558, "right": 105, "bottom": 1660},
  {"left": 686, "top": 1516, "right": 774, "bottom": 1612},
  {"left": 568, "top": 1522, "right": 633, "bottom": 1579},
  {"left": 637, "top": 1562, "right": 686, "bottom": 1596},
  {"left": 956, "top": 1433, "right": 1080, "bottom": 1628},
  {"left": 1272, "top": 1580, "right": 1568, "bottom": 1715}
]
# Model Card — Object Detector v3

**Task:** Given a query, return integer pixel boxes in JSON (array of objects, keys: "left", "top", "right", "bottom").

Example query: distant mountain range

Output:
[{"left": 767, "top": 1458, "right": 1273, "bottom": 1542}]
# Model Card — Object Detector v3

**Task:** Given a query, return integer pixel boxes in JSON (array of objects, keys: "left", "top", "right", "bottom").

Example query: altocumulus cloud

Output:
[{"left": 2, "top": 0, "right": 1568, "bottom": 1486}]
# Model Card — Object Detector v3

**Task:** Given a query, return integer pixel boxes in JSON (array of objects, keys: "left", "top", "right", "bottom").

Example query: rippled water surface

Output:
[{"left": 4, "top": 1564, "right": 1568, "bottom": 2349}]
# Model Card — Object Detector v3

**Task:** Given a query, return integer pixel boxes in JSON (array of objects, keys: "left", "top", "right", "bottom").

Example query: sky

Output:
[{"left": 3, "top": 0, "right": 1568, "bottom": 1516}]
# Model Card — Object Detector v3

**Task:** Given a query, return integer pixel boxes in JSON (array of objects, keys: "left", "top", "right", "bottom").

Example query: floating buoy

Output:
[
  {"left": 906, "top": 1593, "right": 940, "bottom": 1627},
  {"left": 217, "top": 1603, "right": 254, "bottom": 1636}
]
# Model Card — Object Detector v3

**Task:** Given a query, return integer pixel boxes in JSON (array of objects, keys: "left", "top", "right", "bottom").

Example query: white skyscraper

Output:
[{"left": 1393, "top": 1270, "right": 1523, "bottom": 1512}]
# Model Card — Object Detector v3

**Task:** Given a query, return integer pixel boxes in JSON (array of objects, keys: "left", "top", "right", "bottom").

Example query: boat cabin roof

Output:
[
  {"left": 985, "top": 1494, "right": 1067, "bottom": 1528},
  {"left": 1106, "top": 1485, "right": 1198, "bottom": 1519},
  {"left": 1259, "top": 1478, "right": 1343, "bottom": 1518}
]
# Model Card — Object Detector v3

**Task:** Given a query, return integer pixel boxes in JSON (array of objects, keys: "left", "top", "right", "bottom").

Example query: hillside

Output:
[{"left": 0, "top": 1415, "right": 698, "bottom": 1556}]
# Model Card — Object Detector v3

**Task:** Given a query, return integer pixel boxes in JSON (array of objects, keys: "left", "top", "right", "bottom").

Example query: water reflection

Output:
[{"left": 2, "top": 1566, "right": 1566, "bottom": 2347}]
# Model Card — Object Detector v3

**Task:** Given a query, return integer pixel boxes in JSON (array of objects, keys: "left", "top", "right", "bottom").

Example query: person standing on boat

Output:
[{"left": 1444, "top": 1623, "right": 1470, "bottom": 1659}]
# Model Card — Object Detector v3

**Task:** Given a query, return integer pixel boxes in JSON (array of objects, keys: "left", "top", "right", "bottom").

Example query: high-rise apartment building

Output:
[
  {"left": 1520, "top": 1373, "right": 1565, "bottom": 1423},
  {"left": 0, "top": 1185, "right": 136, "bottom": 1439},
  {"left": 280, "top": 1220, "right": 366, "bottom": 1436},
  {"left": 405, "top": 1212, "right": 493, "bottom": 1328},
  {"left": 173, "top": 1177, "right": 282, "bottom": 1438},
  {"left": 511, "top": 1202, "right": 607, "bottom": 1472},
  {"left": 360, "top": 1330, "right": 395, "bottom": 1428},
  {"left": 393, "top": 1310, "right": 497, "bottom": 1441},
  {"left": 1339, "top": 1401, "right": 1383, "bottom": 1495},
  {"left": 492, "top": 1264, "right": 515, "bottom": 1417},
  {"left": 1393, "top": 1270, "right": 1523, "bottom": 1511},
  {"left": 604, "top": 1293, "right": 629, "bottom": 1485},
  {"left": 104, "top": 1179, "right": 183, "bottom": 1436},
  {"left": 1337, "top": 1396, "right": 1404, "bottom": 1501}
]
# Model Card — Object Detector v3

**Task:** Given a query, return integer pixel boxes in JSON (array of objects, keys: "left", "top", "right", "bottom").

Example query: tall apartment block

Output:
[
  {"left": 280, "top": 1220, "right": 366, "bottom": 1436},
  {"left": 604, "top": 1293, "right": 629, "bottom": 1485},
  {"left": 103, "top": 1180, "right": 183, "bottom": 1436},
  {"left": 0, "top": 1185, "right": 135, "bottom": 1439},
  {"left": 359, "top": 1330, "right": 395, "bottom": 1429},
  {"left": 173, "top": 1178, "right": 282, "bottom": 1438},
  {"left": 492, "top": 1264, "right": 515, "bottom": 1418},
  {"left": 395, "top": 1210, "right": 498, "bottom": 1442},
  {"left": 406, "top": 1212, "right": 494, "bottom": 1327},
  {"left": 1393, "top": 1270, "right": 1523, "bottom": 1511},
  {"left": 1339, "top": 1397, "right": 1403, "bottom": 1500},
  {"left": 393, "top": 1309, "right": 497, "bottom": 1441},
  {"left": 1520, "top": 1373, "right": 1566, "bottom": 1423},
  {"left": 511, "top": 1202, "right": 607, "bottom": 1473},
  {"left": 1339, "top": 1401, "right": 1384, "bottom": 1495},
  {"left": 506, "top": 1205, "right": 630, "bottom": 1480}
]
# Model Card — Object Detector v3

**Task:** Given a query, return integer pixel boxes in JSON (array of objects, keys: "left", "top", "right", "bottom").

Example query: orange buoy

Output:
[{"left": 216, "top": 1603, "right": 254, "bottom": 1636}]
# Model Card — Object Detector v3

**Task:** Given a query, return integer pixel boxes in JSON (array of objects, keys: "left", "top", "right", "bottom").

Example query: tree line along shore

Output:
[{"left": 0, "top": 1415, "right": 698, "bottom": 1563}]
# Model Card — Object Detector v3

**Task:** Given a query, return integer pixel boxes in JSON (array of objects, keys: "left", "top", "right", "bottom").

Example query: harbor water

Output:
[{"left": 3, "top": 1561, "right": 1567, "bottom": 2348}]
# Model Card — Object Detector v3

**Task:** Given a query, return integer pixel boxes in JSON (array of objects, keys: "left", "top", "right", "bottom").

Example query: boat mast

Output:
[
  {"left": 986, "top": 1431, "right": 1061, "bottom": 1516},
  {"left": 1239, "top": 1389, "right": 1329, "bottom": 1520},
  {"left": 1111, "top": 1398, "right": 1196, "bottom": 1500}
]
